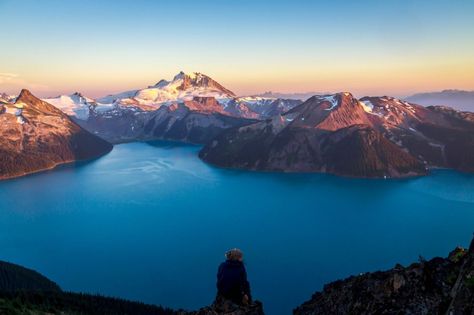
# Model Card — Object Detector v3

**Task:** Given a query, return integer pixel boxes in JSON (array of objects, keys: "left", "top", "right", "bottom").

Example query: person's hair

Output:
[{"left": 225, "top": 248, "right": 243, "bottom": 261}]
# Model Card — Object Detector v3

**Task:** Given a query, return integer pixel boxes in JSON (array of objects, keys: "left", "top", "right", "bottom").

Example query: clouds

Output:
[
  {"left": 0, "top": 73, "right": 19, "bottom": 84},
  {"left": 0, "top": 73, "right": 49, "bottom": 93}
]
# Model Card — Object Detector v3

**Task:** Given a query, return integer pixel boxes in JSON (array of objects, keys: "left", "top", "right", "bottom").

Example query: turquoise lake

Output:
[{"left": 0, "top": 142, "right": 473, "bottom": 314}]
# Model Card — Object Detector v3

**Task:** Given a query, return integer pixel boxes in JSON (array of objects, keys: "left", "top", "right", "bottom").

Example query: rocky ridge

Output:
[{"left": 294, "top": 236, "right": 474, "bottom": 315}]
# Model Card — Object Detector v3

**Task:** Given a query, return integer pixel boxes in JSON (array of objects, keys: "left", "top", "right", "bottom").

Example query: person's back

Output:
[{"left": 216, "top": 248, "right": 252, "bottom": 305}]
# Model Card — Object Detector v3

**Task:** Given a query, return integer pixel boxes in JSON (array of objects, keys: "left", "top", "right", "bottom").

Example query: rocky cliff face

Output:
[
  {"left": 200, "top": 92, "right": 474, "bottom": 178},
  {"left": 0, "top": 89, "right": 112, "bottom": 180},
  {"left": 294, "top": 237, "right": 474, "bottom": 315}
]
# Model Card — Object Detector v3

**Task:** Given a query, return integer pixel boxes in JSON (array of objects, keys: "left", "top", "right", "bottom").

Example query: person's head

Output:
[{"left": 225, "top": 248, "right": 243, "bottom": 262}]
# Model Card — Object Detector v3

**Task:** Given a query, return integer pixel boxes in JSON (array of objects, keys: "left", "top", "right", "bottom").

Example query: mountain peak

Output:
[
  {"left": 173, "top": 71, "right": 186, "bottom": 81},
  {"left": 17, "top": 89, "right": 67, "bottom": 117},
  {"left": 144, "top": 72, "right": 236, "bottom": 100},
  {"left": 18, "top": 89, "right": 34, "bottom": 99},
  {"left": 170, "top": 71, "right": 202, "bottom": 82}
]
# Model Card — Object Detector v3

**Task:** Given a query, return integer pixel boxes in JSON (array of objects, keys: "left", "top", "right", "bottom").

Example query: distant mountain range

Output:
[
  {"left": 251, "top": 91, "right": 325, "bottom": 101},
  {"left": 1, "top": 76, "right": 473, "bottom": 180},
  {"left": 405, "top": 89, "right": 474, "bottom": 111}
]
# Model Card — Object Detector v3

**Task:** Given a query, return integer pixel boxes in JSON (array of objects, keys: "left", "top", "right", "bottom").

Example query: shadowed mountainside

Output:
[
  {"left": 0, "top": 260, "right": 177, "bottom": 315},
  {"left": 0, "top": 260, "right": 60, "bottom": 293}
]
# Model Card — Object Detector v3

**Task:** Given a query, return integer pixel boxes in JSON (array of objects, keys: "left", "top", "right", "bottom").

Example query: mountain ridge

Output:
[{"left": 200, "top": 92, "right": 474, "bottom": 178}]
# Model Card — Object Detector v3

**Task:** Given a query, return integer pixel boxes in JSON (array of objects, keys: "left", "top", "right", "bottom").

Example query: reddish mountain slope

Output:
[{"left": 0, "top": 89, "right": 112, "bottom": 180}]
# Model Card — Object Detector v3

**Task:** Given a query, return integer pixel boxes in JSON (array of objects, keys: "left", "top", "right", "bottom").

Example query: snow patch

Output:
[
  {"left": 317, "top": 95, "right": 338, "bottom": 111},
  {"left": 44, "top": 93, "right": 115, "bottom": 120},
  {"left": 359, "top": 100, "right": 373, "bottom": 113}
]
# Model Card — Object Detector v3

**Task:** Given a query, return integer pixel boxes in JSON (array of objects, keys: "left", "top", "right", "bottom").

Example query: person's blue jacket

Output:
[{"left": 216, "top": 260, "right": 251, "bottom": 304}]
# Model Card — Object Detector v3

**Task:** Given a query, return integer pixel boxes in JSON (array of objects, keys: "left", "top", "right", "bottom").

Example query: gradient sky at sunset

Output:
[{"left": 1, "top": 0, "right": 473, "bottom": 98}]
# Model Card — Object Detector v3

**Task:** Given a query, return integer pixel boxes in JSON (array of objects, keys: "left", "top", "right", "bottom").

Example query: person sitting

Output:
[{"left": 216, "top": 248, "right": 252, "bottom": 305}]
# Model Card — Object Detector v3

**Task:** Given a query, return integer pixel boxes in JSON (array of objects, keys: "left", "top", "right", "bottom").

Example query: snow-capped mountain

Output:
[
  {"left": 95, "top": 72, "right": 302, "bottom": 119},
  {"left": 200, "top": 92, "right": 474, "bottom": 178},
  {"left": 43, "top": 92, "right": 114, "bottom": 120},
  {"left": 97, "top": 71, "right": 235, "bottom": 107}
]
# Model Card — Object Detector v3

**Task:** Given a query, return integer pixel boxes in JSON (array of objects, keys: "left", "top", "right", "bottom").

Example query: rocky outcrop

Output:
[
  {"left": 175, "top": 72, "right": 236, "bottom": 97},
  {"left": 184, "top": 97, "right": 227, "bottom": 114},
  {"left": 200, "top": 92, "right": 474, "bottom": 178},
  {"left": 184, "top": 298, "right": 264, "bottom": 315},
  {"left": 294, "top": 236, "right": 474, "bottom": 315},
  {"left": 0, "top": 89, "right": 112, "bottom": 180}
]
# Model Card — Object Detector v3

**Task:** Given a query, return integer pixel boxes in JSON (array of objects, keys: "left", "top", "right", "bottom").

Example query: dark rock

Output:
[
  {"left": 184, "top": 297, "right": 264, "bottom": 315},
  {"left": 294, "top": 236, "right": 474, "bottom": 315}
]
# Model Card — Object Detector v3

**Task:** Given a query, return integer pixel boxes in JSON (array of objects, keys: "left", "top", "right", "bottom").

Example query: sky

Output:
[{"left": 1, "top": 0, "right": 473, "bottom": 98}]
